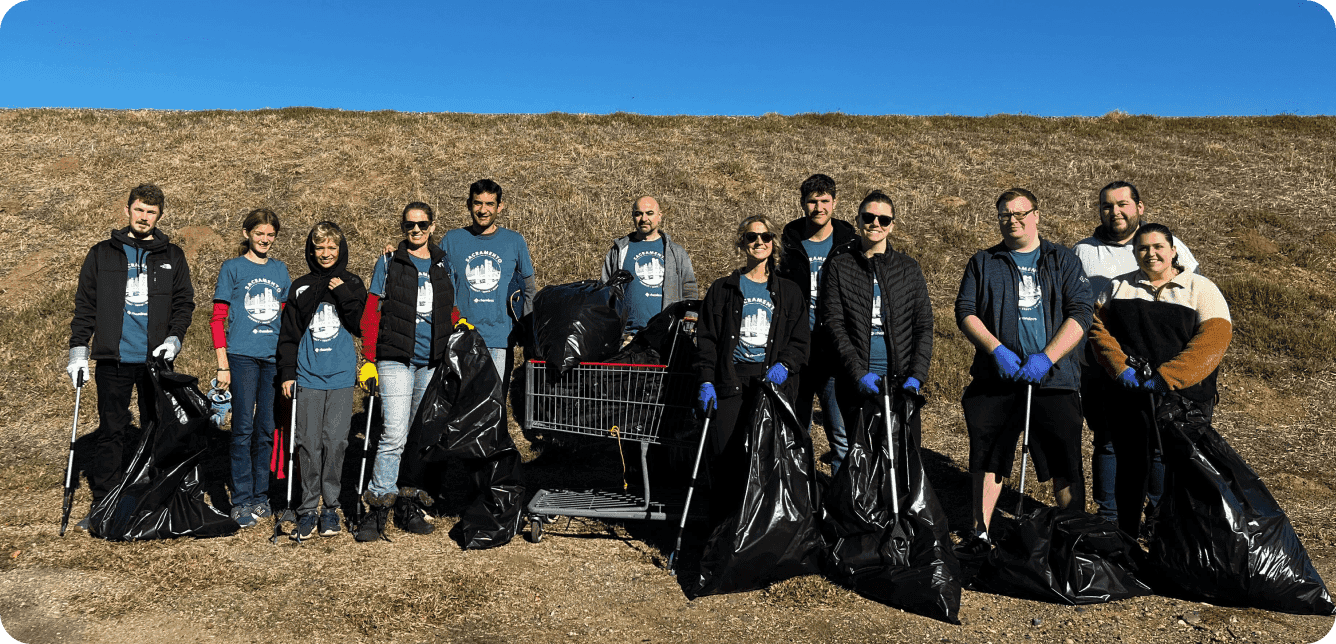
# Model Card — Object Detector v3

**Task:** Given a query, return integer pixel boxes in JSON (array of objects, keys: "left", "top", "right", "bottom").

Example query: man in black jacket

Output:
[
  {"left": 67, "top": 184, "right": 195, "bottom": 528},
  {"left": 778, "top": 174, "right": 856, "bottom": 462}
]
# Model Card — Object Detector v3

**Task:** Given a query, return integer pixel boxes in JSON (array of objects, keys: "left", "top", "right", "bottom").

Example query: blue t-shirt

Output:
[
  {"left": 296, "top": 297, "right": 357, "bottom": 390},
  {"left": 622, "top": 238, "right": 665, "bottom": 332},
  {"left": 868, "top": 275, "right": 889, "bottom": 376},
  {"left": 213, "top": 256, "right": 290, "bottom": 361},
  {"left": 1010, "top": 249, "right": 1048, "bottom": 357},
  {"left": 732, "top": 276, "right": 773, "bottom": 364},
  {"left": 369, "top": 253, "right": 434, "bottom": 366},
  {"left": 119, "top": 245, "right": 149, "bottom": 363},
  {"left": 441, "top": 227, "right": 534, "bottom": 349},
  {"left": 801, "top": 236, "right": 834, "bottom": 328}
]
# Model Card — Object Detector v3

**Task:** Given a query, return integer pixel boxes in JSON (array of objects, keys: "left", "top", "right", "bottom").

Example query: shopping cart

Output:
[{"left": 522, "top": 314, "right": 706, "bottom": 544}]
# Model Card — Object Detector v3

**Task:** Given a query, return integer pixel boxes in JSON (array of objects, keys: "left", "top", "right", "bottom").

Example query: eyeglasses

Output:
[
  {"left": 401, "top": 220, "right": 431, "bottom": 232},
  {"left": 860, "top": 212, "right": 895, "bottom": 227},
  {"left": 997, "top": 208, "right": 1037, "bottom": 223},
  {"left": 742, "top": 231, "right": 776, "bottom": 244}
]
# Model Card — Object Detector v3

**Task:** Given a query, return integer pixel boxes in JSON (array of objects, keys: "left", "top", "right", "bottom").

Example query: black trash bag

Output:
[
  {"left": 692, "top": 380, "right": 824, "bottom": 597},
  {"left": 1144, "top": 394, "right": 1335, "bottom": 615},
  {"left": 969, "top": 507, "right": 1152, "bottom": 605},
  {"left": 607, "top": 299, "right": 701, "bottom": 367},
  {"left": 530, "top": 270, "right": 633, "bottom": 376},
  {"left": 822, "top": 389, "right": 961, "bottom": 623},
  {"left": 88, "top": 360, "right": 239, "bottom": 541},
  {"left": 401, "top": 326, "right": 524, "bottom": 549}
]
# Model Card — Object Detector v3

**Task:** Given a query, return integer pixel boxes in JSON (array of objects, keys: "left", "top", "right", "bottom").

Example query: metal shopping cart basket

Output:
[{"left": 522, "top": 312, "right": 707, "bottom": 544}]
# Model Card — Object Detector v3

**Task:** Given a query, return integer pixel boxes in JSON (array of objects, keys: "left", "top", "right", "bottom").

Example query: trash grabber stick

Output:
[
  {"left": 353, "top": 392, "right": 376, "bottom": 528},
  {"left": 273, "top": 386, "right": 298, "bottom": 544},
  {"left": 1015, "top": 383, "right": 1033, "bottom": 516},
  {"left": 59, "top": 376, "right": 85, "bottom": 537},
  {"left": 883, "top": 380, "right": 900, "bottom": 518},
  {"left": 668, "top": 416, "right": 711, "bottom": 574}
]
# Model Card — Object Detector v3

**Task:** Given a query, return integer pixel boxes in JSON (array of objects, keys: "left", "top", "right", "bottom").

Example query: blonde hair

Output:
[{"left": 734, "top": 214, "right": 782, "bottom": 274}]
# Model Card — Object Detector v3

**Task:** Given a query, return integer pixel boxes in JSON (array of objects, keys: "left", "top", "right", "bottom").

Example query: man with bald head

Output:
[{"left": 601, "top": 196, "right": 698, "bottom": 337}]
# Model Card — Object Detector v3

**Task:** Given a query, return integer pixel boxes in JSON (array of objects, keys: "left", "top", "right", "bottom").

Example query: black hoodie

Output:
[{"left": 276, "top": 222, "right": 367, "bottom": 384}]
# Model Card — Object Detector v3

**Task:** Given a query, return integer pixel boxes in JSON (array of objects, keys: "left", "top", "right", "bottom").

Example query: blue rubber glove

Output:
[
  {"left": 765, "top": 363, "right": 788, "bottom": 386},
  {"left": 1018, "top": 353, "right": 1053, "bottom": 384},
  {"left": 991, "top": 345, "right": 1022, "bottom": 380},
  {"left": 1142, "top": 376, "right": 1168, "bottom": 394},
  {"left": 857, "top": 372, "right": 881, "bottom": 396},
  {"left": 698, "top": 382, "right": 717, "bottom": 414},
  {"left": 1117, "top": 367, "right": 1141, "bottom": 390},
  {"left": 902, "top": 377, "right": 921, "bottom": 394}
]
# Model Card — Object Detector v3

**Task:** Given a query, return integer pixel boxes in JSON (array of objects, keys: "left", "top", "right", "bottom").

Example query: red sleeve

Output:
[
  {"left": 360, "top": 294, "right": 381, "bottom": 363},
  {"left": 211, "top": 302, "right": 230, "bottom": 349},
  {"left": 452, "top": 306, "right": 461, "bottom": 326}
]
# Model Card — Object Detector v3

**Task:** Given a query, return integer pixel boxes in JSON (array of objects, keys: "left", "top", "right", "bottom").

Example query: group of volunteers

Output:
[{"left": 65, "top": 173, "right": 1231, "bottom": 556}]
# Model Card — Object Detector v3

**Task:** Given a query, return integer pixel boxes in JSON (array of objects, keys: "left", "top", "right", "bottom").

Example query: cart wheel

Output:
[{"left": 529, "top": 517, "right": 544, "bottom": 543}]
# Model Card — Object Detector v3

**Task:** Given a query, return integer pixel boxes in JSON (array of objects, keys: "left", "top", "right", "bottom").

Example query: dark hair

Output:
[
  {"left": 127, "top": 183, "right": 165, "bottom": 211},
  {"left": 735, "top": 214, "right": 782, "bottom": 274},
  {"left": 236, "top": 208, "right": 281, "bottom": 256},
  {"left": 799, "top": 174, "right": 837, "bottom": 201},
  {"left": 402, "top": 201, "right": 434, "bottom": 222},
  {"left": 467, "top": 179, "right": 504, "bottom": 204},
  {"left": 1133, "top": 223, "right": 1186, "bottom": 273},
  {"left": 1098, "top": 180, "right": 1141, "bottom": 205},
  {"left": 996, "top": 187, "right": 1039, "bottom": 212},
  {"left": 858, "top": 190, "right": 896, "bottom": 215}
]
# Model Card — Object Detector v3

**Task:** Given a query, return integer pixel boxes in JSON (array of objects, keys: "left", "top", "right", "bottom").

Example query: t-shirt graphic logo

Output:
[
  {"left": 1019, "top": 273, "right": 1041, "bottom": 309},
  {"left": 634, "top": 254, "right": 665, "bottom": 287},
  {"left": 126, "top": 267, "right": 148, "bottom": 306},
  {"left": 416, "top": 276, "right": 433, "bottom": 315},
  {"left": 309, "top": 303, "right": 340, "bottom": 341},
  {"left": 465, "top": 251, "right": 503, "bottom": 293},
  {"left": 244, "top": 283, "right": 281, "bottom": 324},
  {"left": 871, "top": 294, "right": 883, "bottom": 330},
  {"left": 740, "top": 306, "right": 771, "bottom": 347}
]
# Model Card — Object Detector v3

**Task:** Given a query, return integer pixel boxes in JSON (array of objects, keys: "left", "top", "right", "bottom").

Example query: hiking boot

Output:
[
  {"left": 229, "top": 504, "right": 258, "bottom": 528},
  {"left": 355, "top": 491, "right": 395, "bottom": 543},
  {"left": 293, "top": 513, "right": 318, "bottom": 540},
  {"left": 394, "top": 487, "right": 435, "bottom": 535},
  {"left": 319, "top": 508, "right": 341, "bottom": 536}
]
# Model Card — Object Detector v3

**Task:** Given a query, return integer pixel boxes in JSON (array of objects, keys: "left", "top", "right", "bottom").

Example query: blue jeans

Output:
[
  {"left": 820, "top": 377, "right": 850, "bottom": 473},
  {"left": 228, "top": 355, "right": 277, "bottom": 509},
  {"left": 367, "top": 361, "right": 436, "bottom": 496},
  {"left": 488, "top": 346, "right": 513, "bottom": 407}
]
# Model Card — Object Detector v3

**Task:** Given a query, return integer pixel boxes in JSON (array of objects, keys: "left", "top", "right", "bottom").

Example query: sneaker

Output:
[
  {"left": 229, "top": 504, "right": 258, "bottom": 529},
  {"left": 319, "top": 509, "right": 341, "bottom": 536},
  {"left": 955, "top": 533, "right": 993, "bottom": 560},
  {"left": 250, "top": 501, "right": 273, "bottom": 520},
  {"left": 293, "top": 513, "right": 318, "bottom": 540}
]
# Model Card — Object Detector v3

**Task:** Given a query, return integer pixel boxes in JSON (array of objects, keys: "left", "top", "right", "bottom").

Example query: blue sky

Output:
[{"left": 0, "top": 0, "right": 1333, "bottom": 115}]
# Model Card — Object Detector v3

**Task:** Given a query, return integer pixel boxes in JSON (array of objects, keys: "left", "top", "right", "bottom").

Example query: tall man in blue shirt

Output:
[
  {"left": 601, "top": 195, "right": 698, "bottom": 339},
  {"left": 954, "top": 188, "right": 1093, "bottom": 557},
  {"left": 440, "top": 179, "right": 536, "bottom": 407},
  {"left": 67, "top": 184, "right": 196, "bottom": 528}
]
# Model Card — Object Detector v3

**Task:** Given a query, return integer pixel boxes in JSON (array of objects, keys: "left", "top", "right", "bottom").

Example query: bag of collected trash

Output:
[
  {"left": 969, "top": 506, "right": 1152, "bottom": 604},
  {"left": 692, "top": 380, "right": 824, "bottom": 597},
  {"left": 399, "top": 326, "right": 524, "bottom": 549},
  {"left": 1145, "top": 394, "right": 1335, "bottom": 615},
  {"left": 530, "top": 270, "right": 632, "bottom": 376},
  {"left": 88, "top": 360, "right": 239, "bottom": 541},
  {"left": 822, "top": 388, "right": 961, "bottom": 623},
  {"left": 607, "top": 299, "right": 700, "bottom": 367}
]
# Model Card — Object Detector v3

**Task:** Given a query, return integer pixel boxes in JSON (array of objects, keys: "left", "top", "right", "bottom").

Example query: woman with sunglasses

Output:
[
  {"left": 354, "top": 202, "right": 456, "bottom": 541},
  {"left": 212, "top": 208, "right": 291, "bottom": 529},
  {"left": 817, "top": 191, "right": 933, "bottom": 473},
  {"left": 694, "top": 214, "right": 810, "bottom": 521}
]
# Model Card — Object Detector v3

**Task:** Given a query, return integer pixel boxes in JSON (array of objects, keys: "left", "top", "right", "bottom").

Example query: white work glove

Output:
[
  {"left": 67, "top": 346, "right": 89, "bottom": 387},
  {"left": 152, "top": 336, "right": 182, "bottom": 361}
]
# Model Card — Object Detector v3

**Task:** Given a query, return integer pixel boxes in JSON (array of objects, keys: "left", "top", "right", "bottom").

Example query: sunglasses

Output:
[
  {"left": 860, "top": 212, "right": 895, "bottom": 227},
  {"left": 401, "top": 219, "right": 432, "bottom": 232},
  {"left": 742, "top": 231, "right": 776, "bottom": 244}
]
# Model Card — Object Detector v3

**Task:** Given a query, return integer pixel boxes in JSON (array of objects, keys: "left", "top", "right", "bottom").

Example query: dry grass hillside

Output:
[{"left": 1, "top": 109, "right": 1335, "bottom": 643}]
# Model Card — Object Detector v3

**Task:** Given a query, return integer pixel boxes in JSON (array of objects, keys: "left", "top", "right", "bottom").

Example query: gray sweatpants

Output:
[{"left": 295, "top": 386, "right": 353, "bottom": 516}]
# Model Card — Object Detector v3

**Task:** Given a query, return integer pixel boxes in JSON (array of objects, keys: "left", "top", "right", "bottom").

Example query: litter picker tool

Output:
[
  {"left": 668, "top": 414, "right": 711, "bottom": 574},
  {"left": 883, "top": 376, "right": 910, "bottom": 563},
  {"left": 59, "top": 373, "right": 86, "bottom": 536},
  {"left": 1014, "top": 383, "right": 1033, "bottom": 516},
  {"left": 272, "top": 386, "right": 299, "bottom": 545},
  {"left": 349, "top": 390, "right": 376, "bottom": 533}
]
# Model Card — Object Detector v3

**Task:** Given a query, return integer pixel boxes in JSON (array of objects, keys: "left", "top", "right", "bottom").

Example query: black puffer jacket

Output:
[
  {"left": 277, "top": 222, "right": 367, "bottom": 384},
  {"left": 694, "top": 270, "right": 810, "bottom": 397},
  {"left": 376, "top": 241, "right": 455, "bottom": 365},
  {"left": 777, "top": 217, "right": 857, "bottom": 355},
  {"left": 818, "top": 242, "right": 933, "bottom": 387}
]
